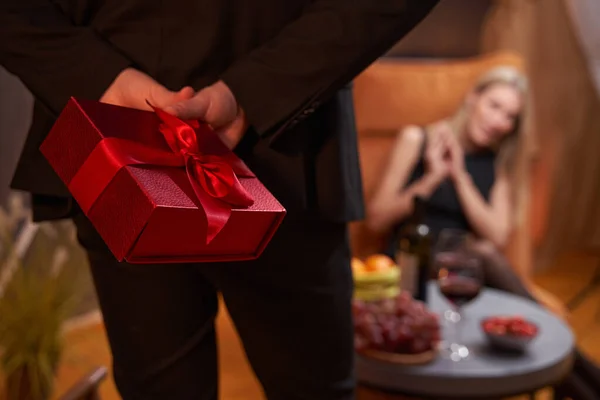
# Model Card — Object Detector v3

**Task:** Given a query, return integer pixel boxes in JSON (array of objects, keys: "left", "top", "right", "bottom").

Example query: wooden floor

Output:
[{"left": 51, "top": 251, "right": 600, "bottom": 400}]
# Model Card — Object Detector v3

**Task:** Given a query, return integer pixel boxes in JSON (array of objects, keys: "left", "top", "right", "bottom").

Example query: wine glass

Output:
[
  {"left": 433, "top": 229, "right": 469, "bottom": 323},
  {"left": 434, "top": 229, "right": 484, "bottom": 361}
]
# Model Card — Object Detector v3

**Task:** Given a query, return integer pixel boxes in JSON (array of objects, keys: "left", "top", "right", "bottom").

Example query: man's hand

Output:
[
  {"left": 165, "top": 80, "right": 248, "bottom": 150},
  {"left": 100, "top": 68, "right": 195, "bottom": 110}
]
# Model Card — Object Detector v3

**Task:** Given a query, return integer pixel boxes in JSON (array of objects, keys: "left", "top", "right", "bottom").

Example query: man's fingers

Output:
[
  {"left": 215, "top": 112, "right": 248, "bottom": 150},
  {"left": 148, "top": 85, "right": 195, "bottom": 110},
  {"left": 164, "top": 93, "right": 211, "bottom": 121},
  {"left": 175, "top": 86, "right": 195, "bottom": 102}
]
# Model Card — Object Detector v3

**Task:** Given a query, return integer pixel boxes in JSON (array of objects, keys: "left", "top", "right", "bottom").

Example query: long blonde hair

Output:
[{"left": 448, "top": 66, "right": 533, "bottom": 227}]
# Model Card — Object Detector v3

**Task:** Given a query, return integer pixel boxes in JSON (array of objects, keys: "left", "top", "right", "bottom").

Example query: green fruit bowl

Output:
[
  {"left": 353, "top": 285, "right": 400, "bottom": 301},
  {"left": 353, "top": 267, "right": 401, "bottom": 285}
]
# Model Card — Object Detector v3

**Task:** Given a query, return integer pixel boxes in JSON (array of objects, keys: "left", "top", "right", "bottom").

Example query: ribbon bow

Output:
[{"left": 68, "top": 105, "right": 255, "bottom": 244}]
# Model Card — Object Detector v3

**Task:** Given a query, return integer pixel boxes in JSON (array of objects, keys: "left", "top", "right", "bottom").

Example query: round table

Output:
[{"left": 356, "top": 282, "right": 575, "bottom": 399}]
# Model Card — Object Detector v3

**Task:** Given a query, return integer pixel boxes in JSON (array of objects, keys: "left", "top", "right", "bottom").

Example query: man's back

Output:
[
  {"left": 3, "top": 0, "right": 439, "bottom": 222},
  {"left": 8, "top": 0, "right": 296, "bottom": 189},
  {"left": 56, "top": 0, "right": 306, "bottom": 90}
]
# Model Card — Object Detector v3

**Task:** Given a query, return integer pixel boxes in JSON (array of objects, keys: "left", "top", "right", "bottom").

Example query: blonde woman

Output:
[
  {"left": 368, "top": 66, "right": 525, "bottom": 243},
  {"left": 367, "top": 66, "right": 600, "bottom": 399},
  {"left": 368, "top": 66, "right": 545, "bottom": 293}
]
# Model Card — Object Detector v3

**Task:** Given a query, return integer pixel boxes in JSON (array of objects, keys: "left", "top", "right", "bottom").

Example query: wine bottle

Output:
[{"left": 395, "top": 196, "right": 432, "bottom": 303}]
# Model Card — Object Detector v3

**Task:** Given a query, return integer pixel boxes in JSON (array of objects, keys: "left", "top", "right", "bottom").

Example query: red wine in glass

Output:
[
  {"left": 439, "top": 276, "right": 481, "bottom": 308},
  {"left": 434, "top": 245, "right": 483, "bottom": 362}
]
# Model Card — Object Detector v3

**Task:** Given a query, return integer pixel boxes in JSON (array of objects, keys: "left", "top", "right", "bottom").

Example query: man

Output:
[{"left": 1, "top": 1, "right": 438, "bottom": 399}]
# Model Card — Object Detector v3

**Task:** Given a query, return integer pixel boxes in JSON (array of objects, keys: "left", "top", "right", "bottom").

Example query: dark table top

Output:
[{"left": 356, "top": 282, "right": 575, "bottom": 399}]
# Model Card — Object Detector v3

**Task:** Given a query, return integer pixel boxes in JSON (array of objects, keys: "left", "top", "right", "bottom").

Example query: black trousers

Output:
[{"left": 73, "top": 209, "right": 355, "bottom": 400}]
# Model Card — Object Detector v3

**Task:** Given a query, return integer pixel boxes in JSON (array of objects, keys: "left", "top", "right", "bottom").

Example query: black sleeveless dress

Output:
[{"left": 386, "top": 134, "right": 497, "bottom": 257}]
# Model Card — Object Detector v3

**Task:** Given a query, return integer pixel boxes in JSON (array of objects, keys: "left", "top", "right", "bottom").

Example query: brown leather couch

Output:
[{"left": 348, "top": 51, "right": 529, "bottom": 259}]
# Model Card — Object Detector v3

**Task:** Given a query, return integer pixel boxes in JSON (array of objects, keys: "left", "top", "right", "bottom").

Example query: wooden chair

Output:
[{"left": 57, "top": 366, "right": 108, "bottom": 400}]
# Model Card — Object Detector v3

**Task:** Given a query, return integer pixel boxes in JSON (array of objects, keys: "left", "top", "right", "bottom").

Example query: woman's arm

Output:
[
  {"left": 441, "top": 126, "right": 512, "bottom": 248},
  {"left": 366, "top": 126, "right": 446, "bottom": 233},
  {"left": 453, "top": 170, "right": 512, "bottom": 249}
]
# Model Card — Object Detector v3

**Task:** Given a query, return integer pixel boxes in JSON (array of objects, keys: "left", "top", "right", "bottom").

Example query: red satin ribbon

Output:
[{"left": 68, "top": 106, "right": 255, "bottom": 244}]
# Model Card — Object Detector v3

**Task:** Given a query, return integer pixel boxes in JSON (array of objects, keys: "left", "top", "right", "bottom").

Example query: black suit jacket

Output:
[{"left": 1, "top": 0, "right": 438, "bottom": 222}]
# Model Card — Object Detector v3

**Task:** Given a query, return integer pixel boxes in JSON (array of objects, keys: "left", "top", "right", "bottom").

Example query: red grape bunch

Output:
[{"left": 353, "top": 291, "right": 441, "bottom": 355}]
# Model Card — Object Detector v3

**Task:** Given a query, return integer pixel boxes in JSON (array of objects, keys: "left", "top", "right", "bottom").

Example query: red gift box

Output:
[{"left": 40, "top": 97, "right": 286, "bottom": 263}]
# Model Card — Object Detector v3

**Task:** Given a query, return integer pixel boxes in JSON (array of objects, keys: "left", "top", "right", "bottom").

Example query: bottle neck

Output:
[{"left": 411, "top": 196, "right": 427, "bottom": 224}]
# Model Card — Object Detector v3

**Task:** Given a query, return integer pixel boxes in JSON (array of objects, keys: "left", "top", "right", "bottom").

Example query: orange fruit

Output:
[
  {"left": 351, "top": 257, "right": 367, "bottom": 275},
  {"left": 364, "top": 254, "right": 396, "bottom": 272}
]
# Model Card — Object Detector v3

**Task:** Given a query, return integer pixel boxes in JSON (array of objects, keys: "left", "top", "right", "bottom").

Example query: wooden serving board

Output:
[{"left": 359, "top": 348, "right": 437, "bottom": 365}]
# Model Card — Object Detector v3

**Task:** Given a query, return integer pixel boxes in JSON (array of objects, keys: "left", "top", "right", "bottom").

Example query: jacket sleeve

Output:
[
  {"left": 0, "top": 0, "right": 132, "bottom": 116},
  {"left": 220, "top": 0, "right": 439, "bottom": 139}
]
